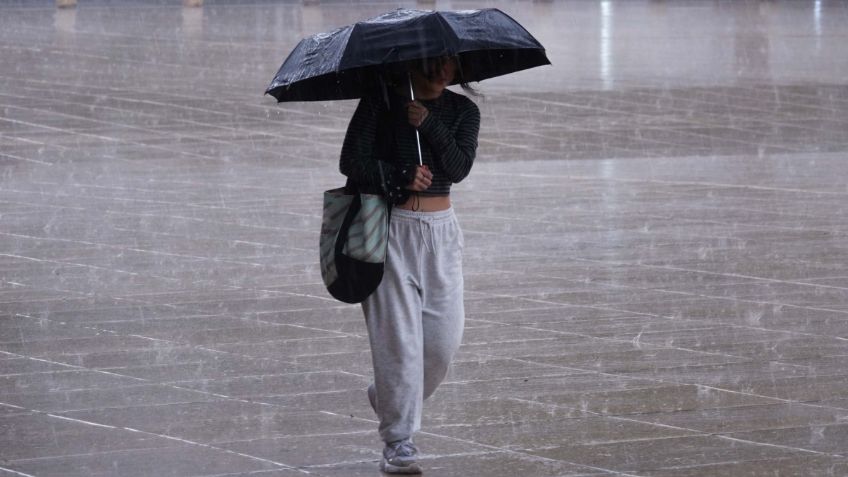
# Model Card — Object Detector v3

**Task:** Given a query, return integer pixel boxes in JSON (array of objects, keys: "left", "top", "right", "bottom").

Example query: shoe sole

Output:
[{"left": 380, "top": 458, "right": 423, "bottom": 474}]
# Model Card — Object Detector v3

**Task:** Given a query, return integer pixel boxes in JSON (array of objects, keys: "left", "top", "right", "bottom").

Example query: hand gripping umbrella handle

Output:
[{"left": 408, "top": 73, "right": 424, "bottom": 166}]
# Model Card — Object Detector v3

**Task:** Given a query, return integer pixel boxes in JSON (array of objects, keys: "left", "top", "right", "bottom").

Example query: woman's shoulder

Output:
[
  {"left": 444, "top": 89, "right": 480, "bottom": 116},
  {"left": 444, "top": 88, "right": 472, "bottom": 102},
  {"left": 356, "top": 92, "right": 394, "bottom": 116}
]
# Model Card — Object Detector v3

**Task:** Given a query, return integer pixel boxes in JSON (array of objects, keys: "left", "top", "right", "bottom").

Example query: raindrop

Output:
[{"left": 745, "top": 308, "right": 764, "bottom": 325}]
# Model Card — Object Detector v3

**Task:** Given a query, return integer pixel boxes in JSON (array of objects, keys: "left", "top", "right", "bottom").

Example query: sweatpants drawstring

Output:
[{"left": 419, "top": 218, "right": 435, "bottom": 254}]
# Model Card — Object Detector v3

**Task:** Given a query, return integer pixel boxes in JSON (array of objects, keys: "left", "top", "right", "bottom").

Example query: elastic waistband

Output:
[{"left": 391, "top": 207, "right": 455, "bottom": 224}]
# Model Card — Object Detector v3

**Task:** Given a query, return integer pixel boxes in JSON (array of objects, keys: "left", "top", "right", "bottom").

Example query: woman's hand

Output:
[
  {"left": 406, "top": 165, "right": 432, "bottom": 192},
  {"left": 407, "top": 101, "right": 429, "bottom": 128}
]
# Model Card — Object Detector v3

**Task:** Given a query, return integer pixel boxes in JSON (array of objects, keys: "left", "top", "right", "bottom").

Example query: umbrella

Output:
[{"left": 265, "top": 7, "right": 550, "bottom": 102}]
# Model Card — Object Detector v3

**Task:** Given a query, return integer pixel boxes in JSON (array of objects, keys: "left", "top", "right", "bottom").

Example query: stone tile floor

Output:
[{"left": 1, "top": 1, "right": 847, "bottom": 476}]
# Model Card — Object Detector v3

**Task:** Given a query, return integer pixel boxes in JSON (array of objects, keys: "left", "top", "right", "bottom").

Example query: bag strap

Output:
[{"left": 376, "top": 162, "right": 394, "bottom": 221}]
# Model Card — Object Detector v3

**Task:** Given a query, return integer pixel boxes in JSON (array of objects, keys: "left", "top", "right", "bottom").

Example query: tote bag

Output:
[{"left": 319, "top": 186, "right": 389, "bottom": 303}]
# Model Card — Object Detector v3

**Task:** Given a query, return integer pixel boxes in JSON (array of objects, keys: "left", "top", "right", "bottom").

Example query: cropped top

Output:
[{"left": 339, "top": 88, "right": 480, "bottom": 204}]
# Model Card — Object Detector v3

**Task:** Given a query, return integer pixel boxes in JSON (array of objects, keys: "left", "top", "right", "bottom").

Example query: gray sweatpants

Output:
[{"left": 362, "top": 207, "right": 465, "bottom": 443}]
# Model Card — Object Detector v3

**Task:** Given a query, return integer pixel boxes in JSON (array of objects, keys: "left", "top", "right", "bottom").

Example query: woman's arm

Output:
[{"left": 416, "top": 99, "right": 480, "bottom": 183}]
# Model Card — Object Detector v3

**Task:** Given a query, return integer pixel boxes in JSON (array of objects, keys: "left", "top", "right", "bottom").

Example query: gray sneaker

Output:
[{"left": 380, "top": 438, "right": 422, "bottom": 474}]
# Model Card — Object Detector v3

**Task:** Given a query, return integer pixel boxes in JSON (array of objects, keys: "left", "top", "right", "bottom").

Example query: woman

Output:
[{"left": 339, "top": 56, "right": 480, "bottom": 474}]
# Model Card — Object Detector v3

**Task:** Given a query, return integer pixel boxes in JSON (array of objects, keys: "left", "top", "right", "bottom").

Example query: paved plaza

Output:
[{"left": 1, "top": 1, "right": 848, "bottom": 476}]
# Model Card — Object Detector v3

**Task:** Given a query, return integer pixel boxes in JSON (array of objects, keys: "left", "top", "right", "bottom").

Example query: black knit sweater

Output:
[{"left": 339, "top": 88, "right": 480, "bottom": 204}]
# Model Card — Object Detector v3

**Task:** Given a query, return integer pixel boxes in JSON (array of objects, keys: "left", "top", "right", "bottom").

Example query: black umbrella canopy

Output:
[{"left": 266, "top": 8, "right": 550, "bottom": 102}]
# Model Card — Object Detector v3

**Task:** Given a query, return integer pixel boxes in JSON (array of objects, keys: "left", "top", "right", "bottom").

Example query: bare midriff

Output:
[{"left": 396, "top": 193, "right": 451, "bottom": 212}]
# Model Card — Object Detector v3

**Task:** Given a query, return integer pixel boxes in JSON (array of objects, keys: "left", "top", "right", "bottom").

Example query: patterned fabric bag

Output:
[{"left": 319, "top": 185, "right": 390, "bottom": 303}]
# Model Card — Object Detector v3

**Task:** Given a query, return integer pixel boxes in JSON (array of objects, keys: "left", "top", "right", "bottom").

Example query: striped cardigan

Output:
[{"left": 339, "top": 88, "right": 480, "bottom": 204}]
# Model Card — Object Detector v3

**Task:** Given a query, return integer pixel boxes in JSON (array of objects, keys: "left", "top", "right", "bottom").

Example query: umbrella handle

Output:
[{"left": 408, "top": 73, "right": 423, "bottom": 166}]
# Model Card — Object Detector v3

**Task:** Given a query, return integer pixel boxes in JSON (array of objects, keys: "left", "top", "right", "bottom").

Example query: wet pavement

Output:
[{"left": 1, "top": 1, "right": 847, "bottom": 476}]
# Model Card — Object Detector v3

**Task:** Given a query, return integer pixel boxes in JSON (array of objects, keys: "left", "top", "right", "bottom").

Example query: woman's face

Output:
[
  {"left": 414, "top": 57, "right": 457, "bottom": 93},
  {"left": 428, "top": 57, "right": 457, "bottom": 88}
]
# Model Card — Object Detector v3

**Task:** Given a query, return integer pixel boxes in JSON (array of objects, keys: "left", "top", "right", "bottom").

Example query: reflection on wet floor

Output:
[{"left": 1, "top": 1, "right": 847, "bottom": 476}]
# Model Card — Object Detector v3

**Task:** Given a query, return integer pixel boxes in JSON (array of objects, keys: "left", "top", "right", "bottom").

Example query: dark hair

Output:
[
  {"left": 459, "top": 82, "right": 481, "bottom": 97},
  {"left": 411, "top": 56, "right": 482, "bottom": 97}
]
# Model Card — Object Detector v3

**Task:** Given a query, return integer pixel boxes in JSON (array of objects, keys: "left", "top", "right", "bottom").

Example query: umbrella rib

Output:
[{"left": 434, "top": 12, "right": 461, "bottom": 56}]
